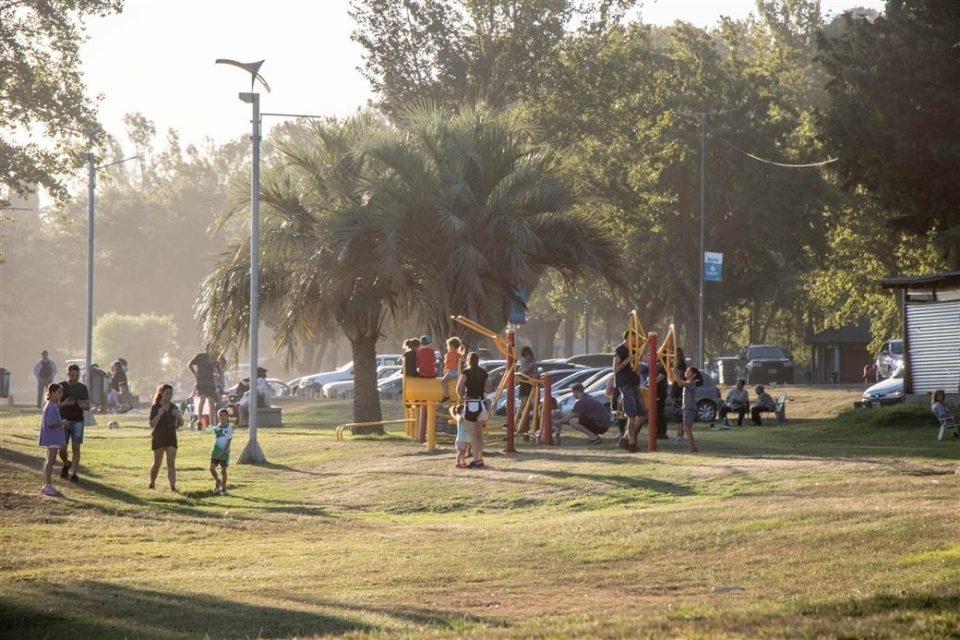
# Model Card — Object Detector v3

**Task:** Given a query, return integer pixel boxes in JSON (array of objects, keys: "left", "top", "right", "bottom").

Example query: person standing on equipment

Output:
[{"left": 613, "top": 330, "right": 646, "bottom": 452}]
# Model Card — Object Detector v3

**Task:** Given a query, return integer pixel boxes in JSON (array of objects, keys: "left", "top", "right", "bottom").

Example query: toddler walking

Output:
[
  {"left": 208, "top": 408, "right": 234, "bottom": 495},
  {"left": 452, "top": 403, "right": 470, "bottom": 468}
]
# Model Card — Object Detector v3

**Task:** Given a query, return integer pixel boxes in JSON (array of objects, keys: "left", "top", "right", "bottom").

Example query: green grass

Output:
[{"left": 1, "top": 393, "right": 958, "bottom": 639}]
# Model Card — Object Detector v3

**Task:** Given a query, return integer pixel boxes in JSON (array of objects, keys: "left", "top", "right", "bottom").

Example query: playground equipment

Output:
[{"left": 623, "top": 310, "right": 682, "bottom": 451}]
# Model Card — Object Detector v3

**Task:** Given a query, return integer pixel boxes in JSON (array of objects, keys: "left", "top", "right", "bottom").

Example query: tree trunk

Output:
[
  {"left": 563, "top": 308, "right": 575, "bottom": 358},
  {"left": 349, "top": 333, "right": 384, "bottom": 435}
]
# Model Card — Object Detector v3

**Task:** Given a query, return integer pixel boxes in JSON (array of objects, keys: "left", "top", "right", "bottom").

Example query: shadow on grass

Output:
[
  {"left": 1, "top": 447, "right": 231, "bottom": 522},
  {"left": 0, "top": 580, "right": 372, "bottom": 640},
  {"left": 0, "top": 579, "right": 500, "bottom": 640}
]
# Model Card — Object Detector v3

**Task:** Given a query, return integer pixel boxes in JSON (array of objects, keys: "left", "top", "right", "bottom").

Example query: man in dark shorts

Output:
[
  {"left": 57, "top": 364, "right": 89, "bottom": 482},
  {"left": 613, "top": 330, "right": 646, "bottom": 452},
  {"left": 555, "top": 383, "right": 610, "bottom": 445},
  {"left": 188, "top": 345, "right": 218, "bottom": 429}
]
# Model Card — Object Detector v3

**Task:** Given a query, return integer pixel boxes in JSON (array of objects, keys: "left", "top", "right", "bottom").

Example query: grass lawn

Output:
[{"left": 1, "top": 387, "right": 957, "bottom": 639}]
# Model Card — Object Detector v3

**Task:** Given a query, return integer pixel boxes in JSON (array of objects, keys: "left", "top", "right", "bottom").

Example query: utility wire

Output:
[{"left": 709, "top": 127, "right": 838, "bottom": 168}]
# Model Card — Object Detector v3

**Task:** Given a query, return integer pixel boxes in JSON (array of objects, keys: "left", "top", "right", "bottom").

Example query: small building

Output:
[
  {"left": 806, "top": 317, "right": 873, "bottom": 383},
  {"left": 880, "top": 271, "right": 960, "bottom": 395}
]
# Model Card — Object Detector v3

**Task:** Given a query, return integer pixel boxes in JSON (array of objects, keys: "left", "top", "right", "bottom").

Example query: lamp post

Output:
[
  {"left": 81, "top": 138, "right": 139, "bottom": 390},
  {"left": 216, "top": 58, "right": 271, "bottom": 464},
  {"left": 680, "top": 109, "right": 728, "bottom": 368}
]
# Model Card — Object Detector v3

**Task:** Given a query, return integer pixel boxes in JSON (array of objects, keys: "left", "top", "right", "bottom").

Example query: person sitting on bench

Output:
[
  {"left": 720, "top": 379, "right": 749, "bottom": 427},
  {"left": 751, "top": 385, "right": 777, "bottom": 425}
]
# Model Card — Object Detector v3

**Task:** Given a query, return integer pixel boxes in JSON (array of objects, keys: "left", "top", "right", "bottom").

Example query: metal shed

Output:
[{"left": 880, "top": 271, "right": 960, "bottom": 395}]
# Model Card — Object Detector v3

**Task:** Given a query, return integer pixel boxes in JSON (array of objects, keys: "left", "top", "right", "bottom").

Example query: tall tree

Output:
[
  {"left": 366, "top": 102, "right": 625, "bottom": 339},
  {"left": 1, "top": 0, "right": 123, "bottom": 204},
  {"left": 817, "top": 0, "right": 960, "bottom": 268},
  {"left": 349, "top": 0, "right": 633, "bottom": 116},
  {"left": 197, "top": 112, "right": 410, "bottom": 428}
]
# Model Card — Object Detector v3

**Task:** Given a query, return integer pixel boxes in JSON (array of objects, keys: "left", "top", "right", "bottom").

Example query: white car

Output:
[
  {"left": 323, "top": 365, "right": 400, "bottom": 399},
  {"left": 300, "top": 354, "right": 402, "bottom": 390}
]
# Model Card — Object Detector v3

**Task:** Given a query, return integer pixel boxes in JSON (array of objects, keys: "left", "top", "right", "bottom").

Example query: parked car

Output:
[
  {"left": 565, "top": 353, "right": 615, "bottom": 368},
  {"left": 874, "top": 339, "right": 904, "bottom": 379},
  {"left": 666, "top": 372, "right": 723, "bottom": 422},
  {"left": 378, "top": 370, "right": 404, "bottom": 400},
  {"left": 555, "top": 372, "right": 613, "bottom": 419},
  {"left": 739, "top": 345, "right": 794, "bottom": 384},
  {"left": 225, "top": 378, "right": 291, "bottom": 399},
  {"left": 492, "top": 368, "right": 596, "bottom": 415},
  {"left": 298, "top": 354, "right": 402, "bottom": 394},
  {"left": 323, "top": 365, "right": 400, "bottom": 400},
  {"left": 486, "top": 361, "right": 586, "bottom": 394},
  {"left": 862, "top": 364, "right": 904, "bottom": 406}
]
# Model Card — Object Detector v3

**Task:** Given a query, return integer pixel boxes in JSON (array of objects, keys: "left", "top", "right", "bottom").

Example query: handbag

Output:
[{"left": 83, "top": 409, "right": 97, "bottom": 427}]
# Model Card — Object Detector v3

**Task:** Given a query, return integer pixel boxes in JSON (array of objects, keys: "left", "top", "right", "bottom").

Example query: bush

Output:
[{"left": 92, "top": 313, "right": 181, "bottom": 393}]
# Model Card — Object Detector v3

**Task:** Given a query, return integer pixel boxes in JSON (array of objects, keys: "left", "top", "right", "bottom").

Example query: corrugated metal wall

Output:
[{"left": 906, "top": 300, "right": 960, "bottom": 393}]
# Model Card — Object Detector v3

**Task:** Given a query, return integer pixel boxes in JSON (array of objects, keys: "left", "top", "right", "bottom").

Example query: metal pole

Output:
[
  {"left": 698, "top": 113, "right": 706, "bottom": 370},
  {"left": 647, "top": 332, "right": 658, "bottom": 452},
  {"left": 239, "top": 92, "right": 266, "bottom": 464},
  {"left": 505, "top": 329, "right": 516, "bottom": 453},
  {"left": 85, "top": 152, "right": 95, "bottom": 389}
]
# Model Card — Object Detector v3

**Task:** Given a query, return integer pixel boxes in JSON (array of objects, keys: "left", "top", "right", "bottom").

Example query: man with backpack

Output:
[{"left": 33, "top": 350, "right": 58, "bottom": 409}]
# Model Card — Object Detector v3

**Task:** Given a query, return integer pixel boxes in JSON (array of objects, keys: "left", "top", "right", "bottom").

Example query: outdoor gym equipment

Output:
[{"left": 623, "top": 310, "right": 681, "bottom": 451}]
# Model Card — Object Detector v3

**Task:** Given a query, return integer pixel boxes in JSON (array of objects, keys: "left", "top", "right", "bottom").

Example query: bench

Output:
[{"left": 255, "top": 407, "right": 283, "bottom": 428}]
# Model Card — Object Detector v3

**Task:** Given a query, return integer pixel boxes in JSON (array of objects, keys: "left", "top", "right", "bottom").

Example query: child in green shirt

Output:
[{"left": 208, "top": 408, "right": 234, "bottom": 495}]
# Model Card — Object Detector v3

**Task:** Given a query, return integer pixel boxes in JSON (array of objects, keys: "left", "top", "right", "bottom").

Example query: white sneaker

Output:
[
  {"left": 220, "top": 487, "right": 229, "bottom": 495},
  {"left": 212, "top": 485, "right": 221, "bottom": 495},
  {"left": 40, "top": 485, "right": 60, "bottom": 497}
]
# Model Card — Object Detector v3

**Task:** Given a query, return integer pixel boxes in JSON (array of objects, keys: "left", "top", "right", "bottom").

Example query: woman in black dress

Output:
[{"left": 149, "top": 384, "right": 180, "bottom": 491}]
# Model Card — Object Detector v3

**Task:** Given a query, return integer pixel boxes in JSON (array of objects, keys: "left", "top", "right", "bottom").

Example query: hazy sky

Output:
[{"left": 81, "top": 0, "right": 885, "bottom": 150}]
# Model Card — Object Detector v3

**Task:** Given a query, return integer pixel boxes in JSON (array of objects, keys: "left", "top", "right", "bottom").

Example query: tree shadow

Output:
[{"left": 0, "top": 580, "right": 374, "bottom": 639}]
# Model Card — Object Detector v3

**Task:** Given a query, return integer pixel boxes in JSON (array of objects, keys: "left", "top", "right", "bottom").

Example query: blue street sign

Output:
[{"left": 704, "top": 251, "right": 723, "bottom": 282}]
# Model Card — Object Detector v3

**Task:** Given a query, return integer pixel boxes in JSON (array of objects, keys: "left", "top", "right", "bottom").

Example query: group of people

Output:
[
  {"left": 719, "top": 380, "right": 780, "bottom": 426},
  {"left": 33, "top": 351, "right": 133, "bottom": 413},
  {"left": 38, "top": 380, "right": 235, "bottom": 497}
]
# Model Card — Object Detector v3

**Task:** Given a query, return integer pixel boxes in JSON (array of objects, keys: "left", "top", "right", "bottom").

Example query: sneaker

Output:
[
  {"left": 220, "top": 487, "right": 229, "bottom": 495},
  {"left": 670, "top": 436, "right": 684, "bottom": 443},
  {"left": 723, "top": 419, "right": 732, "bottom": 427},
  {"left": 60, "top": 463, "right": 70, "bottom": 479},
  {"left": 466, "top": 459, "right": 485, "bottom": 468},
  {"left": 212, "top": 485, "right": 221, "bottom": 495},
  {"left": 588, "top": 437, "right": 603, "bottom": 445},
  {"left": 69, "top": 474, "right": 79, "bottom": 483},
  {"left": 40, "top": 485, "right": 61, "bottom": 497},
  {"left": 618, "top": 437, "right": 630, "bottom": 450}
]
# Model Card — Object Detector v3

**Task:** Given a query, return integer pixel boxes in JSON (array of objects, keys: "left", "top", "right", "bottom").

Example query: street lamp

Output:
[
  {"left": 216, "top": 58, "right": 270, "bottom": 464},
  {"left": 679, "top": 109, "right": 729, "bottom": 368},
  {"left": 81, "top": 137, "right": 139, "bottom": 390}
]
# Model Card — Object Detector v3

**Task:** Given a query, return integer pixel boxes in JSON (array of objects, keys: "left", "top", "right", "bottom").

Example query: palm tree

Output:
[
  {"left": 197, "top": 111, "right": 414, "bottom": 429},
  {"left": 366, "top": 102, "right": 624, "bottom": 339}
]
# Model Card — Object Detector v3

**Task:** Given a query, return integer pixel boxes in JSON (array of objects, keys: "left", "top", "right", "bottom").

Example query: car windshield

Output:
[
  {"left": 585, "top": 372, "right": 612, "bottom": 393},
  {"left": 889, "top": 341, "right": 903, "bottom": 356},
  {"left": 748, "top": 347, "right": 786, "bottom": 359}
]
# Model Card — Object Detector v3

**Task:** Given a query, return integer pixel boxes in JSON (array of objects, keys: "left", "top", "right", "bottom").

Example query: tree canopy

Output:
[
  {"left": 818, "top": 0, "right": 960, "bottom": 269},
  {"left": 0, "top": 0, "right": 123, "bottom": 204}
]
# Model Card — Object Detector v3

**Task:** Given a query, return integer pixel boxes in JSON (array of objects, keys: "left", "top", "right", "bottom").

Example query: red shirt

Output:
[{"left": 416, "top": 347, "right": 437, "bottom": 377}]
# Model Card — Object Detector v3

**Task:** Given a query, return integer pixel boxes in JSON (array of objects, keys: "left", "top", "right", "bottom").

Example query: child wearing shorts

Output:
[
  {"left": 208, "top": 408, "right": 234, "bottom": 494},
  {"left": 440, "top": 337, "right": 463, "bottom": 402},
  {"left": 38, "top": 383, "right": 66, "bottom": 497}
]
